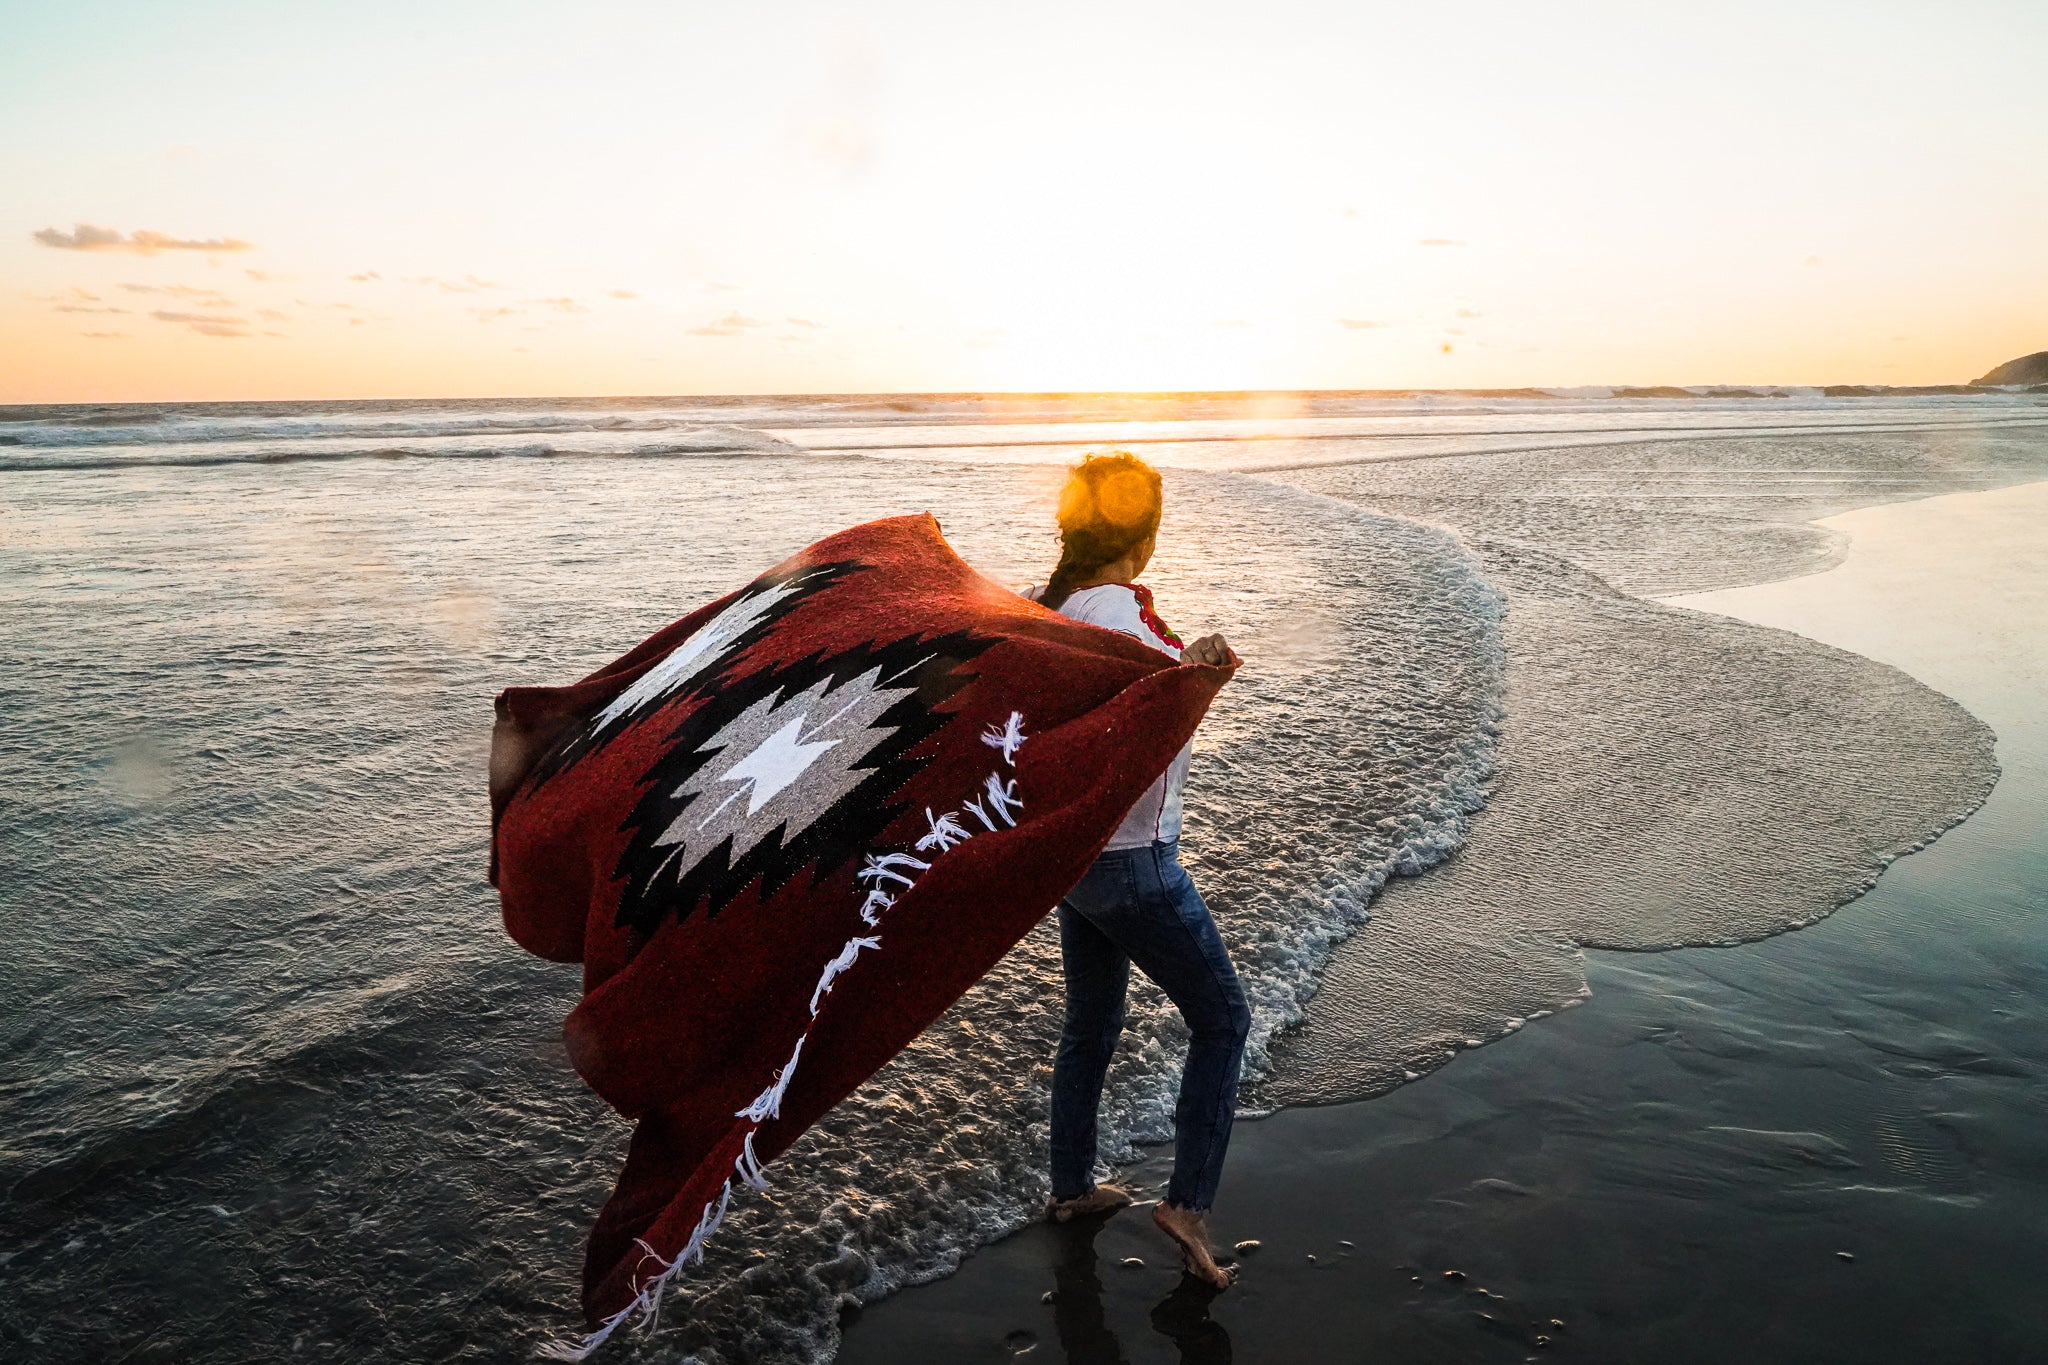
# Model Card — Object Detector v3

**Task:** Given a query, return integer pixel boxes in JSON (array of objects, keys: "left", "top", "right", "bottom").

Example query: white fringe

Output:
[
  {"left": 734, "top": 1131, "right": 770, "bottom": 1191},
  {"left": 856, "top": 851, "right": 929, "bottom": 890},
  {"left": 534, "top": 1182, "right": 733, "bottom": 1361},
  {"left": 735, "top": 1035, "right": 806, "bottom": 1123},
  {"left": 809, "top": 935, "right": 881, "bottom": 1016},
  {"left": 980, "top": 711, "right": 1027, "bottom": 765},
  {"left": 915, "top": 807, "right": 971, "bottom": 854},
  {"left": 982, "top": 772, "right": 1022, "bottom": 826},
  {"left": 858, "top": 889, "right": 894, "bottom": 927}
]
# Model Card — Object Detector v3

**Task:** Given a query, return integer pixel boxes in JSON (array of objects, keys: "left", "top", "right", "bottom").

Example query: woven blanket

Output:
[{"left": 488, "top": 514, "right": 1232, "bottom": 1353}]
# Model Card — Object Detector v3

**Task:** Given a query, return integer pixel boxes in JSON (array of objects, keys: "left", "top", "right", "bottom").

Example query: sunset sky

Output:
[{"left": 5, "top": 0, "right": 2044, "bottom": 402}]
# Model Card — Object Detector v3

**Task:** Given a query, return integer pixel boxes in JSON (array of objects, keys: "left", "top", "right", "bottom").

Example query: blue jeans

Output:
[{"left": 1050, "top": 839, "right": 1251, "bottom": 1212}]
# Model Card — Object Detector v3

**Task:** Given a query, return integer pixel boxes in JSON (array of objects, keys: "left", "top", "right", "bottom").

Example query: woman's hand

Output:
[{"left": 1183, "top": 633, "right": 1236, "bottom": 671}]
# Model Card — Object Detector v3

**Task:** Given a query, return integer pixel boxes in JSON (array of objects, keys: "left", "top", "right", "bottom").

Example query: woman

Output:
[{"left": 1029, "top": 452, "right": 1249, "bottom": 1291}]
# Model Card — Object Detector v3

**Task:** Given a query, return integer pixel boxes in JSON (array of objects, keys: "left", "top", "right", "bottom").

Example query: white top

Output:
[{"left": 1029, "top": 582, "right": 1192, "bottom": 850}]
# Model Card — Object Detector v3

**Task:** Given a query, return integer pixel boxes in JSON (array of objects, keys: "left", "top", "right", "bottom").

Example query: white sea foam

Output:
[
  {"left": 0, "top": 409, "right": 789, "bottom": 448},
  {"left": 0, "top": 424, "right": 805, "bottom": 470}
]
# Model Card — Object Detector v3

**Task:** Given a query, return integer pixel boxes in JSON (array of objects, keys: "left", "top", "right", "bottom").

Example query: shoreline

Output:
[{"left": 838, "top": 479, "right": 2048, "bottom": 1363}]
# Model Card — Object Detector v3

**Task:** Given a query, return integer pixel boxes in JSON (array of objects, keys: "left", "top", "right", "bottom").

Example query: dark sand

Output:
[{"left": 840, "top": 486, "right": 2048, "bottom": 1364}]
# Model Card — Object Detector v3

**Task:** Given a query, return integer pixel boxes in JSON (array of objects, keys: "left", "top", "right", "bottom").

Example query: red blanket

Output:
[{"left": 488, "top": 514, "right": 1231, "bottom": 1354}]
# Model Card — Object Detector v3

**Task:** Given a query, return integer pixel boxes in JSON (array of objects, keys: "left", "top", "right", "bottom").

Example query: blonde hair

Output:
[{"left": 1040, "top": 451, "right": 1163, "bottom": 611}]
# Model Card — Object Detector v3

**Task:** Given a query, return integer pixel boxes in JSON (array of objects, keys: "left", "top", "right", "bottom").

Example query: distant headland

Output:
[{"left": 1974, "top": 351, "right": 2048, "bottom": 386}]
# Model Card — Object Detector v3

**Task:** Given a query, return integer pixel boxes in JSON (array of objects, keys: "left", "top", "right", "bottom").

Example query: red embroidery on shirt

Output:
[{"left": 1124, "top": 583, "right": 1184, "bottom": 649}]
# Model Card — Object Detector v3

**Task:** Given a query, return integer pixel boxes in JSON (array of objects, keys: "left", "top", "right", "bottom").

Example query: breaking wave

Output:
[
  {"left": 0, "top": 421, "right": 803, "bottom": 470},
  {"left": 0, "top": 408, "right": 800, "bottom": 448}
]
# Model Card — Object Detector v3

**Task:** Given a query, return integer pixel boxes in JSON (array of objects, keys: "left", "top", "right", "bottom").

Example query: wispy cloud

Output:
[
  {"left": 152, "top": 308, "right": 251, "bottom": 337},
  {"left": 80, "top": 331, "right": 129, "bottom": 339},
  {"left": 1455, "top": 306, "right": 1483, "bottom": 318},
  {"left": 35, "top": 223, "right": 254, "bottom": 254},
  {"left": 121, "top": 283, "right": 233, "bottom": 304},
  {"left": 1337, "top": 318, "right": 1387, "bottom": 330},
  {"left": 689, "top": 310, "right": 768, "bottom": 336},
  {"left": 473, "top": 306, "right": 519, "bottom": 322},
  {"left": 706, "top": 282, "right": 744, "bottom": 294},
  {"left": 349, "top": 270, "right": 382, "bottom": 283},
  {"left": 1417, "top": 237, "right": 1467, "bottom": 247},
  {"left": 31, "top": 287, "right": 135, "bottom": 316},
  {"left": 151, "top": 308, "right": 246, "bottom": 324},
  {"left": 407, "top": 273, "right": 498, "bottom": 293},
  {"left": 607, "top": 288, "right": 639, "bottom": 300},
  {"left": 257, "top": 308, "right": 290, "bottom": 322},
  {"left": 786, "top": 316, "right": 824, "bottom": 328},
  {"left": 527, "top": 296, "right": 589, "bottom": 314},
  {"left": 245, "top": 267, "right": 287, "bottom": 282}
]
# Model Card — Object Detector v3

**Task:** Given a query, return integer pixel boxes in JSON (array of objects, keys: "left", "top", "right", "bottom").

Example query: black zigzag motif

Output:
[
  {"left": 524, "top": 560, "right": 858, "bottom": 792},
  {"left": 610, "top": 628, "right": 993, "bottom": 934}
]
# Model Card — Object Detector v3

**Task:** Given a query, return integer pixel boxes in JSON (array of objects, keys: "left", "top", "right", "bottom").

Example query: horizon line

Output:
[{"left": 6, "top": 381, "right": 2044, "bottom": 412}]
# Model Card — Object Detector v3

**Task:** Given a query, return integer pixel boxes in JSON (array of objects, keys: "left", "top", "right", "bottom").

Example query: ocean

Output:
[{"left": 3, "top": 390, "right": 2045, "bottom": 1362}]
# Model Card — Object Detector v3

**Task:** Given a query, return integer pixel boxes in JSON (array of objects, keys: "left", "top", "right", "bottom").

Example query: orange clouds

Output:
[
  {"left": 121, "top": 283, "right": 234, "bottom": 304},
  {"left": 689, "top": 311, "right": 769, "bottom": 336},
  {"left": 34, "top": 224, "right": 254, "bottom": 254},
  {"left": 151, "top": 309, "right": 252, "bottom": 337}
]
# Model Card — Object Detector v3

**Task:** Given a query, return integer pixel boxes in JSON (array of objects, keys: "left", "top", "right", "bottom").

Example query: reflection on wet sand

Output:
[{"left": 1050, "top": 1215, "right": 1232, "bottom": 1365}]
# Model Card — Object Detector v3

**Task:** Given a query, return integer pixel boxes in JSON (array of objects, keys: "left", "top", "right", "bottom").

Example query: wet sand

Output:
[{"left": 838, "top": 481, "right": 2048, "bottom": 1363}]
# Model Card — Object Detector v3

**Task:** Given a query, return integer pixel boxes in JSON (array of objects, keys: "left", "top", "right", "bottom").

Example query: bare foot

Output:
[
  {"left": 1152, "top": 1202, "right": 1238, "bottom": 1290},
  {"left": 1047, "top": 1183, "right": 1137, "bottom": 1223}
]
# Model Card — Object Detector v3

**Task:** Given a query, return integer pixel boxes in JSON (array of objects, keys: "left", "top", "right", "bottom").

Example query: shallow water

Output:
[
  {"left": 839, "top": 481, "right": 2048, "bottom": 1365},
  {"left": 0, "top": 436, "right": 1500, "bottom": 1362},
  {"left": 1, "top": 393, "right": 2043, "bottom": 1361}
]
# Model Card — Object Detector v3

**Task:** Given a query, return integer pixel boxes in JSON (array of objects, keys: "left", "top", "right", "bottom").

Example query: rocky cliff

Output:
[{"left": 1973, "top": 351, "right": 2048, "bottom": 385}]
